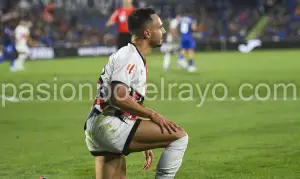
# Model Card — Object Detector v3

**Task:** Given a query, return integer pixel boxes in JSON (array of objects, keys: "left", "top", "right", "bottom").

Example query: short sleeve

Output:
[
  {"left": 111, "top": 54, "right": 136, "bottom": 88},
  {"left": 110, "top": 9, "right": 120, "bottom": 23}
]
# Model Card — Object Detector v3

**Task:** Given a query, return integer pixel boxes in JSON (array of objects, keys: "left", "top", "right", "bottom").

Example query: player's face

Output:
[
  {"left": 20, "top": 20, "right": 26, "bottom": 25},
  {"left": 149, "top": 14, "right": 166, "bottom": 48}
]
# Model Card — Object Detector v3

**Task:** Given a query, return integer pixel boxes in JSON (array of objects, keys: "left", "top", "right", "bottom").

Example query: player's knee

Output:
[
  {"left": 169, "top": 133, "right": 189, "bottom": 149},
  {"left": 180, "top": 131, "right": 188, "bottom": 145},
  {"left": 182, "top": 134, "right": 189, "bottom": 147},
  {"left": 174, "top": 130, "right": 188, "bottom": 141}
]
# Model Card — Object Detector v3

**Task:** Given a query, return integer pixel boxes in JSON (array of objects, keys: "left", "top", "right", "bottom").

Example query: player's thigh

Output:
[
  {"left": 128, "top": 120, "right": 187, "bottom": 152},
  {"left": 85, "top": 115, "right": 139, "bottom": 155},
  {"left": 95, "top": 154, "right": 124, "bottom": 179}
]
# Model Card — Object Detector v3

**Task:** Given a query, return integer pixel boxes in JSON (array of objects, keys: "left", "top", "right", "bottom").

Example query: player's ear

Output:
[{"left": 143, "top": 29, "right": 151, "bottom": 39}]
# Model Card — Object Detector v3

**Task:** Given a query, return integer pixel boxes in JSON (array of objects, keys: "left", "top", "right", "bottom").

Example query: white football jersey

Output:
[
  {"left": 91, "top": 43, "right": 148, "bottom": 119},
  {"left": 15, "top": 24, "right": 30, "bottom": 46},
  {"left": 166, "top": 18, "right": 179, "bottom": 42}
]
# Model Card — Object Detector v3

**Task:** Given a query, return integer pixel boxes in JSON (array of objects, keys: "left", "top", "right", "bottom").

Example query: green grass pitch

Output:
[{"left": 1, "top": 50, "right": 300, "bottom": 179}]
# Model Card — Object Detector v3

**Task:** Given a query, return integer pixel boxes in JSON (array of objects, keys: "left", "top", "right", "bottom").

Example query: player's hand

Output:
[
  {"left": 143, "top": 150, "right": 154, "bottom": 170},
  {"left": 150, "top": 112, "right": 180, "bottom": 134}
]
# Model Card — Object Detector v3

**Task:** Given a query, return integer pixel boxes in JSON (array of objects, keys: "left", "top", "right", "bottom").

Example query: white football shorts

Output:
[
  {"left": 16, "top": 45, "right": 29, "bottom": 54},
  {"left": 84, "top": 113, "right": 141, "bottom": 156},
  {"left": 160, "top": 42, "right": 180, "bottom": 53}
]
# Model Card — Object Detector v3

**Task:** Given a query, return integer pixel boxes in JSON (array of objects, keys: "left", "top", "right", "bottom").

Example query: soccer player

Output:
[
  {"left": 178, "top": 11, "right": 197, "bottom": 72},
  {"left": 162, "top": 15, "right": 181, "bottom": 71},
  {"left": 0, "top": 22, "right": 16, "bottom": 70},
  {"left": 105, "top": 0, "right": 136, "bottom": 50},
  {"left": 84, "top": 8, "right": 188, "bottom": 179},
  {"left": 12, "top": 19, "right": 30, "bottom": 72}
]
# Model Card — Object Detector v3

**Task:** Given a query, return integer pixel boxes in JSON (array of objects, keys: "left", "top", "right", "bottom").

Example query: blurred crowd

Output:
[
  {"left": 1, "top": 0, "right": 107, "bottom": 47},
  {"left": 261, "top": 0, "right": 300, "bottom": 41},
  {"left": 187, "top": 0, "right": 300, "bottom": 42},
  {"left": 1, "top": 0, "right": 300, "bottom": 48}
]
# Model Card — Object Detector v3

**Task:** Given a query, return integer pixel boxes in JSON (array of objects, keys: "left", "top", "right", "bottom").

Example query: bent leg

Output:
[
  {"left": 128, "top": 120, "right": 188, "bottom": 179},
  {"left": 129, "top": 120, "right": 187, "bottom": 151},
  {"left": 187, "top": 49, "right": 195, "bottom": 66},
  {"left": 177, "top": 49, "right": 187, "bottom": 69},
  {"left": 187, "top": 49, "right": 196, "bottom": 72},
  {"left": 14, "top": 52, "right": 27, "bottom": 71}
]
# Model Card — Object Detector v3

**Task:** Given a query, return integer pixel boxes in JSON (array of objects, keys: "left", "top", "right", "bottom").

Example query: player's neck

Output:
[
  {"left": 123, "top": 4, "right": 132, "bottom": 8},
  {"left": 131, "top": 38, "right": 152, "bottom": 59}
]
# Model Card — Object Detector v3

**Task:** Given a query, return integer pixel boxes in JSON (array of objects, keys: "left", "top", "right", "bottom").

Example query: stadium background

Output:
[
  {"left": 1, "top": 0, "right": 300, "bottom": 179},
  {"left": 1, "top": 0, "right": 300, "bottom": 59}
]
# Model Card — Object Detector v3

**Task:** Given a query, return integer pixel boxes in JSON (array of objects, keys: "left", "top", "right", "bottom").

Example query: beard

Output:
[{"left": 149, "top": 40, "right": 163, "bottom": 48}]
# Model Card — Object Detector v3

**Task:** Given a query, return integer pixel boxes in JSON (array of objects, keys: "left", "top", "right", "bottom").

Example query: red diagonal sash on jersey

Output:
[{"left": 126, "top": 64, "right": 135, "bottom": 74}]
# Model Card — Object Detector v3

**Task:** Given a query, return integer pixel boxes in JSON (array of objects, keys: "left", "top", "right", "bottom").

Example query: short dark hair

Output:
[{"left": 128, "top": 8, "right": 156, "bottom": 35}]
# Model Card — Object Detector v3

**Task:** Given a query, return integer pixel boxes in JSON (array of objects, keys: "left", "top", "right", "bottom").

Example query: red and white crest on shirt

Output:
[
  {"left": 119, "top": 12, "right": 127, "bottom": 22},
  {"left": 126, "top": 64, "right": 135, "bottom": 74}
]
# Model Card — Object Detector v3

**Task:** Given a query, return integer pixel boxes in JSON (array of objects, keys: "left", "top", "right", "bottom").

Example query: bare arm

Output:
[
  {"left": 110, "top": 82, "right": 179, "bottom": 134},
  {"left": 169, "top": 28, "right": 179, "bottom": 40},
  {"left": 191, "top": 22, "right": 198, "bottom": 32},
  {"left": 105, "top": 19, "right": 116, "bottom": 28},
  {"left": 106, "top": 10, "right": 119, "bottom": 28},
  {"left": 111, "top": 82, "right": 154, "bottom": 119}
]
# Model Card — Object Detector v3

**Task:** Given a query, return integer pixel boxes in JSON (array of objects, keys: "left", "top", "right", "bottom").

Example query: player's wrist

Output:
[{"left": 148, "top": 111, "right": 156, "bottom": 120}]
